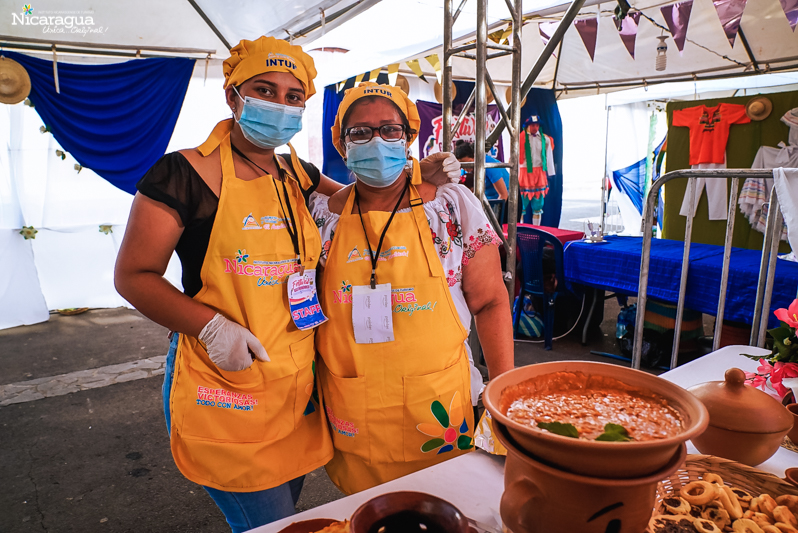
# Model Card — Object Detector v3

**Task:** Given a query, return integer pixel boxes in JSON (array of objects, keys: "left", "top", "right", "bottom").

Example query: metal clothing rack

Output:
[{"left": 632, "top": 168, "right": 779, "bottom": 370}]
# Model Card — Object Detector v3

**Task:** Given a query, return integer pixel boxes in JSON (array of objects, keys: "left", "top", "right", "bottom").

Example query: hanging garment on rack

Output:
[
  {"left": 679, "top": 162, "right": 731, "bottom": 220},
  {"left": 774, "top": 168, "right": 798, "bottom": 254},
  {"left": 739, "top": 146, "right": 792, "bottom": 240}
]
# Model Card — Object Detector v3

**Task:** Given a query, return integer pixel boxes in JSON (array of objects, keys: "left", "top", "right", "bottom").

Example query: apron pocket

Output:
[
  {"left": 319, "top": 365, "right": 370, "bottom": 464},
  {"left": 402, "top": 359, "right": 473, "bottom": 463},
  {"left": 291, "top": 332, "right": 317, "bottom": 427},
  {"left": 180, "top": 358, "right": 297, "bottom": 445}
]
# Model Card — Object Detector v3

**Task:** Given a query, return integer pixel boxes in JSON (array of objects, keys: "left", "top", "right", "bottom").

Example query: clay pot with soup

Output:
[
  {"left": 483, "top": 361, "right": 708, "bottom": 478},
  {"left": 350, "top": 492, "right": 469, "bottom": 533},
  {"left": 495, "top": 421, "right": 686, "bottom": 533},
  {"left": 687, "top": 368, "right": 793, "bottom": 466}
]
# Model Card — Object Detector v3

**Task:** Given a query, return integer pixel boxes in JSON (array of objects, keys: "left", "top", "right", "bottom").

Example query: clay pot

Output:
[
  {"left": 483, "top": 361, "right": 708, "bottom": 478},
  {"left": 350, "top": 491, "right": 469, "bottom": 533},
  {"left": 787, "top": 404, "right": 798, "bottom": 444},
  {"left": 495, "top": 421, "right": 686, "bottom": 533},
  {"left": 785, "top": 467, "right": 798, "bottom": 488},
  {"left": 688, "top": 368, "right": 793, "bottom": 466}
]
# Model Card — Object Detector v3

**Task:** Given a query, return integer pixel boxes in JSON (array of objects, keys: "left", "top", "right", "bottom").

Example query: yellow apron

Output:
[
  {"left": 169, "top": 126, "right": 333, "bottom": 492},
  {"left": 316, "top": 180, "right": 474, "bottom": 495}
]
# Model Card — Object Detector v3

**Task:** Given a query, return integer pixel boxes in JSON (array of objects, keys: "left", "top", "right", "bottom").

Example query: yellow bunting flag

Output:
[
  {"left": 387, "top": 63, "right": 400, "bottom": 86},
  {"left": 369, "top": 67, "right": 381, "bottom": 82},
  {"left": 424, "top": 53, "right": 442, "bottom": 84},
  {"left": 500, "top": 26, "right": 512, "bottom": 44},
  {"left": 354, "top": 72, "right": 366, "bottom": 86},
  {"left": 406, "top": 59, "right": 428, "bottom": 83}
]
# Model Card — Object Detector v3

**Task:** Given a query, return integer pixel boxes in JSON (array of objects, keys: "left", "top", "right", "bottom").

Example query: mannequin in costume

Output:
[
  {"left": 309, "top": 82, "right": 514, "bottom": 495},
  {"left": 518, "top": 115, "right": 555, "bottom": 225}
]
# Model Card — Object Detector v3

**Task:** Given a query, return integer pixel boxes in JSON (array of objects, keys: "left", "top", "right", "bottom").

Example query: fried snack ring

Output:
[
  {"left": 734, "top": 518, "right": 766, "bottom": 533},
  {"left": 689, "top": 505, "right": 704, "bottom": 518},
  {"left": 751, "top": 512, "right": 776, "bottom": 528},
  {"left": 693, "top": 516, "right": 722, "bottom": 533},
  {"left": 774, "top": 506, "right": 798, "bottom": 528},
  {"left": 763, "top": 526, "right": 782, "bottom": 533},
  {"left": 776, "top": 496, "right": 798, "bottom": 515},
  {"left": 704, "top": 473, "right": 725, "bottom": 486},
  {"left": 649, "top": 514, "right": 696, "bottom": 533},
  {"left": 761, "top": 495, "right": 779, "bottom": 519},
  {"left": 682, "top": 481, "right": 720, "bottom": 506},
  {"left": 702, "top": 506, "right": 731, "bottom": 529},
  {"left": 752, "top": 498, "right": 762, "bottom": 513},
  {"left": 663, "top": 496, "right": 692, "bottom": 515},
  {"left": 774, "top": 522, "right": 798, "bottom": 533},
  {"left": 733, "top": 489, "right": 754, "bottom": 503},
  {"left": 719, "top": 485, "right": 745, "bottom": 520}
]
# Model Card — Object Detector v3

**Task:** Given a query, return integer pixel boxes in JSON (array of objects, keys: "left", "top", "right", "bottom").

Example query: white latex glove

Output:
[
  {"left": 199, "top": 313, "right": 270, "bottom": 372},
  {"left": 419, "top": 151, "right": 462, "bottom": 185}
]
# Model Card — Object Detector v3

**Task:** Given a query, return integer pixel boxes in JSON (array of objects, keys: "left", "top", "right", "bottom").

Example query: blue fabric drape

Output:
[
  {"left": 612, "top": 137, "right": 666, "bottom": 216},
  {"left": 7, "top": 52, "right": 195, "bottom": 195},
  {"left": 520, "top": 90, "right": 564, "bottom": 227},
  {"left": 322, "top": 84, "right": 350, "bottom": 184}
]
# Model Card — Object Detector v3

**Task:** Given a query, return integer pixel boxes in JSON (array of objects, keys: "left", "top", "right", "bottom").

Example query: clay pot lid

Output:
[{"left": 688, "top": 368, "right": 793, "bottom": 434}]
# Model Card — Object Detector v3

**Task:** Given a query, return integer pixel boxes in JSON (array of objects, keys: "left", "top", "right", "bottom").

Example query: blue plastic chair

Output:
[{"left": 513, "top": 226, "right": 566, "bottom": 350}]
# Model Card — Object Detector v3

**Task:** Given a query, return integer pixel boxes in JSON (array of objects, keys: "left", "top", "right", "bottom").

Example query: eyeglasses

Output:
[{"left": 345, "top": 124, "right": 406, "bottom": 144}]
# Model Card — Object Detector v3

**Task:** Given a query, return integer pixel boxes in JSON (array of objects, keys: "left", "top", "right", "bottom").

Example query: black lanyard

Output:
[
  {"left": 354, "top": 178, "right": 409, "bottom": 289},
  {"left": 231, "top": 143, "right": 302, "bottom": 269}
]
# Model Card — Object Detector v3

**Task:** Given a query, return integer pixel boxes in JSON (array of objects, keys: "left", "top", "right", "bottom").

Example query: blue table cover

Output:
[{"left": 564, "top": 236, "right": 798, "bottom": 328}]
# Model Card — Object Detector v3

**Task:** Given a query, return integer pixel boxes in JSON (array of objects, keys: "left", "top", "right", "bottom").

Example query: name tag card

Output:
[
  {"left": 352, "top": 283, "right": 394, "bottom": 344},
  {"left": 287, "top": 269, "right": 328, "bottom": 330}
]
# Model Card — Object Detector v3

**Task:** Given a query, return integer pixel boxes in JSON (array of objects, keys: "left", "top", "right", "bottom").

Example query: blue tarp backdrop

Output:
[
  {"left": 7, "top": 52, "right": 195, "bottom": 195},
  {"left": 612, "top": 137, "right": 666, "bottom": 215}
]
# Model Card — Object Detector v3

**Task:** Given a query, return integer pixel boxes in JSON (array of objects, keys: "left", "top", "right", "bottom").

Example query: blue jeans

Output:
[{"left": 163, "top": 333, "right": 304, "bottom": 532}]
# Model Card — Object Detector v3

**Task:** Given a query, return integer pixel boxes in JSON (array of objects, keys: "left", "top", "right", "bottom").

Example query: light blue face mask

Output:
[
  {"left": 234, "top": 88, "right": 303, "bottom": 149},
  {"left": 345, "top": 138, "right": 408, "bottom": 188}
]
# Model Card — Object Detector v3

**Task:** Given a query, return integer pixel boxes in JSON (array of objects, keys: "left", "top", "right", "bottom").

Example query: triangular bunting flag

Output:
[
  {"left": 387, "top": 63, "right": 400, "bottom": 85},
  {"left": 368, "top": 68, "right": 381, "bottom": 82},
  {"left": 780, "top": 0, "right": 798, "bottom": 30},
  {"left": 406, "top": 59, "right": 428, "bottom": 83},
  {"left": 539, "top": 21, "right": 559, "bottom": 46},
  {"left": 614, "top": 12, "right": 641, "bottom": 58},
  {"left": 425, "top": 53, "right": 442, "bottom": 84},
  {"left": 574, "top": 17, "right": 598, "bottom": 61},
  {"left": 660, "top": 1, "right": 693, "bottom": 52},
  {"left": 354, "top": 72, "right": 366, "bottom": 85},
  {"left": 712, "top": 0, "right": 748, "bottom": 47},
  {"left": 500, "top": 26, "right": 512, "bottom": 44}
]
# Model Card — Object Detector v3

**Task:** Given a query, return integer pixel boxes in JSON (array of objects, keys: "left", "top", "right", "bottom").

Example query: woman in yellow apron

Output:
[
  {"left": 114, "top": 37, "right": 341, "bottom": 531},
  {"left": 309, "top": 83, "right": 514, "bottom": 494}
]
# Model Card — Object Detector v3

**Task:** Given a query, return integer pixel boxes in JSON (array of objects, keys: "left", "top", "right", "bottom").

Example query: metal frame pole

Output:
[
  {"left": 474, "top": 0, "right": 488, "bottom": 202},
  {"left": 712, "top": 177, "right": 739, "bottom": 351},
  {"left": 443, "top": 0, "right": 454, "bottom": 153},
  {"left": 751, "top": 186, "right": 780, "bottom": 346},
  {"left": 757, "top": 193, "right": 783, "bottom": 347},
  {"left": 504, "top": 0, "right": 523, "bottom": 300},
  {"left": 669, "top": 178, "right": 696, "bottom": 369}
]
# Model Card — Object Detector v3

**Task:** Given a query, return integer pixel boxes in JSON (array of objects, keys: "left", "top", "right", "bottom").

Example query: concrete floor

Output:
[{"left": 0, "top": 301, "right": 634, "bottom": 533}]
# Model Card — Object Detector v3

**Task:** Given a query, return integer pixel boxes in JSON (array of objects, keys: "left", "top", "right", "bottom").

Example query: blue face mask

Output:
[
  {"left": 345, "top": 138, "right": 408, "bottom": 188},
  {"left": 234, "top": 88, "right": 303, "bottom": 149}
]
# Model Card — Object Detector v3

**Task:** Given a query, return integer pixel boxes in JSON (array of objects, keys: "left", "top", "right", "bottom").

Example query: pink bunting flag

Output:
[
  {"left": 780, "top": 0, "right": 798, "bottom": 30},
  {"left": 660, "top": 1, "right": 693, "bottom": 53},
  {"left": 613, "top": 12, "right": 641, "bottom": 59},
  {"left": 574, "top": 17, "right": 598, "bottom": 61},
  {"left": 712, "top": 0, "right": 748, "bottom": 47},
  {"left": 539, "top": 21, "right": 560, "bottom": 46}
]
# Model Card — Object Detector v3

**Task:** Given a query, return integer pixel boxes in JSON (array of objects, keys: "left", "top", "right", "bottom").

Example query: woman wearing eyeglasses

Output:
[{"left": 309, "top": 82, "right": 514, "bottom": 495}]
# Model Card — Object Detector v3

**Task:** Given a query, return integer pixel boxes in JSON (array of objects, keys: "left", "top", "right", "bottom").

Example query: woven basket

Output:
[{"left": 646, "top": 454, "right": 798, "bottom": 532}]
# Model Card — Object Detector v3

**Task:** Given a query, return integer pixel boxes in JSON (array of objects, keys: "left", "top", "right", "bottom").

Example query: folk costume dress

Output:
[
  {"left": 162, "top": 120, "right": 333, "bottom": 492},
  {"left": 518, "top": 127, "right": 555, "bottom": 216},
  {"left": 310, "top": 174, "right": 501, "bottom": 495}
]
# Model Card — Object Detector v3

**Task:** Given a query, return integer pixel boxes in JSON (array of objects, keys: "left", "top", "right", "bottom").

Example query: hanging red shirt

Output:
[{"left": 672, "top": 103, "right": 750, "bottom": 165}]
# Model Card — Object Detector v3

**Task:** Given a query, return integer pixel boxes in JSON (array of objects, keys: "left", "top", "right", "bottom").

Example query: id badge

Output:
[
  {"left": 352, "top": 283, "right": 394, "bottom": 344},
  {"left": 287, "top": 269, "right": 328, "bottom": 331}
]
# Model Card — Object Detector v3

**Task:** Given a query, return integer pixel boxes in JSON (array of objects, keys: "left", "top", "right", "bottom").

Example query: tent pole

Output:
[
  {"left": 505, "top": 0, "right": 522, "bottom": 303},
  {"left": 443, "top": 0, "right": 454, "bottom": 152},
  {"left": 185, "top": 0, "right": 232, "bottom": 50},
  {"left": 486, "top": 0, "right": 586, "bottom": 148},
  {"left": 475, "top": 0, "right": 488, "bottom": 203}
]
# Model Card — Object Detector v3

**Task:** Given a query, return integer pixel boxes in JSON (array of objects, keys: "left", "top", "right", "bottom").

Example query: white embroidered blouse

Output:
[{"left": 309, "top": 183, "right": 503, "bottom": 404}]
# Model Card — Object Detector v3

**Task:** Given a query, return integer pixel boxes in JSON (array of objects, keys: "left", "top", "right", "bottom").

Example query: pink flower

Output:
[
  {"left": 774, "top": 299, "right": 798, "bottom": 328},
  {"left": 744, "top": 370, "right": 767, "bottom": 390},
  {"left": 757, "top": 358, "right": 774, "bottom": 375}
]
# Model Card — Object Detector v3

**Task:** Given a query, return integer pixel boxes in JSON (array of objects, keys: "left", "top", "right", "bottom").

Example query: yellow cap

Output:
[
  {"left": 331, "top": 82, "right": 420, "bottom": 157},
  {"left": 223, "top": 36, "right": 317, "bottom": 98}
]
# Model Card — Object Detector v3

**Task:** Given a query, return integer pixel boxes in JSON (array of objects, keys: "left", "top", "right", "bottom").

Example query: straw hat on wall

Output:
[
  {"left": 0, "top": 57, "right": 31, "bottom": 105},
  {"left": 746, "top": 96, "right": 773, "bottom": 121}
]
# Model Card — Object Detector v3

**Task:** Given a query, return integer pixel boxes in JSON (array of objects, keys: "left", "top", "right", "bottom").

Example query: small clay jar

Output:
[
  {"left": 688, "top": 368, "right": 794, "bottom": 466},
  {"left": 787, "top": 404, "right": 798, "bottom": 444}
]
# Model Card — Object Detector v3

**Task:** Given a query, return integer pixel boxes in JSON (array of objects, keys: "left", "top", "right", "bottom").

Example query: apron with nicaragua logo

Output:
[
  {"left": 169, "top": 120, "right": 333, "bottom": 491},
  {"left": 316, "top": 171, "right": 474, "bottom": 495}
]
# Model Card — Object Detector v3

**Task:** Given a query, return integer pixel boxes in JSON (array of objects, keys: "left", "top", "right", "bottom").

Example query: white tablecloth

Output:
[{"left": 251, "top": 345, "right": 796, "bottom": 533}]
